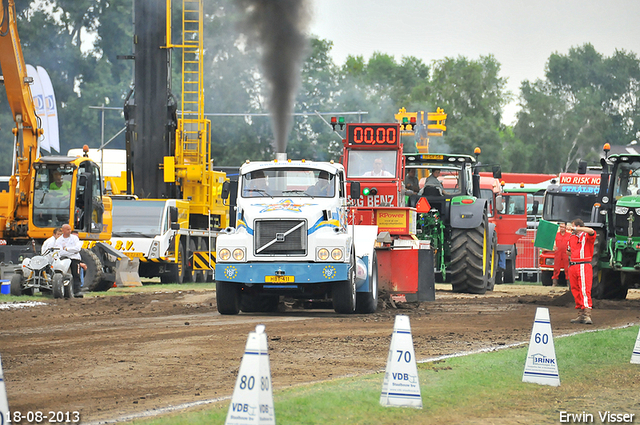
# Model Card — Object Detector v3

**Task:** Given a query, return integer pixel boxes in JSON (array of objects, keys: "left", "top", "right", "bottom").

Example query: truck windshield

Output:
[
  {"left": 112, "top": 200, "right": 165, "bottom": 236},
  {"left": 33, "top": 165, "right": 74, "bottom": 228},
  {"left": 543, "top": 193, "right": 595, "bottom": 223},
  {"left": 346, "top": 150, "right": 397, "bottom": 178},
  {"left": 241, "top": 168, "right": 336, "bottom": 198},
  {"left": 613, "top": 161, "right": 640, "bottom": 198}
]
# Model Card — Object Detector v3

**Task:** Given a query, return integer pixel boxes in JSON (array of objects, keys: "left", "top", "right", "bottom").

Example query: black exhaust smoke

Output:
[{"left": 237, "top": 0, "right": 311, "bottom": 153}]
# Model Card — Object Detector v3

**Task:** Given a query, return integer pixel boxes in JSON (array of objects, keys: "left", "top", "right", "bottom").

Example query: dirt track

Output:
[{"left": 1, "top": 284, "right": 639, "bottom": 424}]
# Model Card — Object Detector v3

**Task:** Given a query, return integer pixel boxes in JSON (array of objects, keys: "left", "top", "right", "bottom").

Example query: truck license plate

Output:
[{"left": 265, "top": 275, "right": 294, "bottom": 283}]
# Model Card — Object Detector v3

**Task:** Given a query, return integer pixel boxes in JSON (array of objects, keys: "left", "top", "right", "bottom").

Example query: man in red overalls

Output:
[
  {"left": 552, "top": 222, "right": 571, "bottom": 287},
  {"left": 567, "top": 218, "right": 596, "bottom": 324}
]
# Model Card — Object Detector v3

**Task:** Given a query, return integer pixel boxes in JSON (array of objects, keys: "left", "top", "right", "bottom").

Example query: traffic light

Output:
[
  {"left": 330, "top": 116, "right": 345, "bottom": 131},
  {"left": 395, "top": 107, "right": 418, "bottom": 134}
]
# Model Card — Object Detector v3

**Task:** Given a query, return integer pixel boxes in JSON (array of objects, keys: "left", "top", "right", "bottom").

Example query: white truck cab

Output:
[{"left": 215, "top": 158, "right": 378, "bottom": 314}]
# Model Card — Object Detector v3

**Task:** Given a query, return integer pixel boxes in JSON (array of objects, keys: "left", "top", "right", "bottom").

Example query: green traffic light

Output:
[
  {"left": 363, "top": 188, "right": 370, "bottom": 196},
  {"left": 338, "top": 117, "right": 345, "bottom": 124}
]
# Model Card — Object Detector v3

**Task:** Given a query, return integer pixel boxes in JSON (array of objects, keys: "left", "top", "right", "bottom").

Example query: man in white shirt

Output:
[
  {"left": 55, "top": 224, "right": 83, "bottom": 298},
  {"left": 41, "top": 227, "right": 62, "bottom": 254},
  {"left": 363, "top": 158, "right": 392, "bottom": 177}
]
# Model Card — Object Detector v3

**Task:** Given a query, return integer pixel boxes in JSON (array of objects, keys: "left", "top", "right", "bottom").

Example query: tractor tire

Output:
[
  {"left": 540, "top": 270, "right": 553, "bottom": 287},
  {"left": 10, "top": 273, "right": 23, "bottom": 296},
  {"left": 216, "top": 281, "right": 240, "bottom": 315},
  {"left": 593, "top": 269, "right": 626, "bottom": 300},
  {"left": 590, "top": 230, "right": 608, "bottom": 299},
  {"left": 52, "top": 273, "right": 64, "bottom": 299},
  {"left": 81, "top": 249, "right": 109, "bottom": 291},
  {"left": 356, "top": 251, "right": 378, "bottom": 313},
  {"left": 485, "top": 229, "right": 498, "bottom": 291},
  {"left": 333, "top": 253, "right": 357, "bottom": 314},
  {"left": 240, "top": 293, "right": 280, "bottom": 313},
  {"left": 450, "top": 214, "right": 488, "bottom": 294}
]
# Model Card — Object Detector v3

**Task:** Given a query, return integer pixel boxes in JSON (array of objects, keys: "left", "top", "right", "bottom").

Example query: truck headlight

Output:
[
  {"left": 331, "top": 248, "right": 343, "bottom": 261},
  {"left": 219, "top": 248, "right": 231, "bottom": 261},
  {"left": 232, "top": 248, "right": 245, "bottom": 261},
  {"left": 615, "top": 206, "right": 629, "bottom": 214},
  {"left": 317, "top": 248, "right": 329, "bottom": 261},
  {"left": 635, "top": 208, "right": 640, "bottom": 216}
]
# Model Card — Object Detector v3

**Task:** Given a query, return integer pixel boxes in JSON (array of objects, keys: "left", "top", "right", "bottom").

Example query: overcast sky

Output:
[{"left": 308, "top": 0, "right": 640, "bottom": 125}]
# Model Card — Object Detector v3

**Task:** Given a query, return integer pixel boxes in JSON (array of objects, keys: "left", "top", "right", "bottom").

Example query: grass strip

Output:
[{"left": 129, "top": 325, "right": 640, "bottom": 425}]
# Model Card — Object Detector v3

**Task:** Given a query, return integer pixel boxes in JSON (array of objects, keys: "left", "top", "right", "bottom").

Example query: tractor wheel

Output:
[
  {"left": 10, "top": 273, "right": 23, "bottom": 296},
  {"left": 450, "top": 213, "right": 488, "bottom": 294},
  {"left": 590, "top": 230, "right": 608, "bottom": 299},
  {"left": 240, "top": 293, "right": 280, "bottom": 313},
  {"left": 52, "top": 273, "right": 64, "bottom": 299},
  {"left": 216, "top": 281, "right": 240, "bottom": 315},
  {"left": 485, "top": 229, "right": 498, "bottom": 291},
  {"left": 593, "top": 269, "right": 626, "bottom": 300},
  {"left": 81, "top": 249, "right": 108, "bottom": 291},
  {"left": 540, "top": 270, "right": 553, "bottom": 287},
  {"left": 356, "top": 251, "right": 378, "bottom": 313},
  {"left": 333, "top": 253, "right": 357, "bottom": 314}
]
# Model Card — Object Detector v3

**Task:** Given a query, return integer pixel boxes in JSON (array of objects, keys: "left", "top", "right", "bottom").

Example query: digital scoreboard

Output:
[{"left": 346, "top": 123, "right": 400, "bottom": 146}]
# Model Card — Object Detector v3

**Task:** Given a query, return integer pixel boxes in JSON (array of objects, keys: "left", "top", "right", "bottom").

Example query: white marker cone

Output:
[
  {"left": 631, "top": 326, "right": 640, "bottom": 364},
  {"left": 380, "top": 315, "right": 423, "bottom": 408},
  {"left": 225, "top": 325, "right": 275, "bottom": 425},
  {"left": 522, "top": 307, "right": 560, "bottom": 386},
  {"left": 0, "top": 355, "right": 10, "bottom": 424}
]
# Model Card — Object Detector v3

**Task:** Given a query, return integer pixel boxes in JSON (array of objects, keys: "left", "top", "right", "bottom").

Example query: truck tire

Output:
[
  {"left": 540, "top": 270, "right": 553, "bottom": 286},
  {"left": 450, "top": 213, "right": 488, "bottom": 294},
  {"left": 356, "top": 251, "right": 378, "bottom": 313},
  {"left": 81, "top": 249, "right": 109, "bottom": 291},
  {"left": 240, "top": 293, "right": 280, "bottom": 313},
  {"left": 52, "top": 273, "right": 64, "bottom": 299},
  {"left": 333, "top": 253, "right": 357, "bottom": 314},
  {"left": 216, "top": 281, "right": 240, "bottom": 315},
  {"left": 486, "top": 229, "right": 498, "bottom": 291},
  {"left": 10, "top": 273, "right": 23, "bottom": 296},
  {"left": 164, "top": 241, "right": 187, "bottom": 284},
  {"left": 503, "top": 256, "right": 516, "bottom": 283}
]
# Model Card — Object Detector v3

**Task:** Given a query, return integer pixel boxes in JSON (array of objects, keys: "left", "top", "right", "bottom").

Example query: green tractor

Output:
[
  {"left": 405, "top": 152, "right": 499, "bottom": 294},
  {"left": 593, "top": 152, "right": 640, "bottom": 299}
]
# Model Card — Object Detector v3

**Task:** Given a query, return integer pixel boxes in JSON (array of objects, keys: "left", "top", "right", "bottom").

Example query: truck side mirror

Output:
[
  {"left": 169, "top": 206, "right": 179, "bottom": 230},
  {"left": 350, "top": 182, "right": 361, "bottom": 200},
  {"left": 495, "top": 194, "right": 504, "bottom": 212},
  {"left": 577, "top": 160, "right": 587, "bottom": 174},
  {"left": 532, "top": 200, "right": 539, "bottom": 216},
  {"left": 221, "top": 181, "right": 230, "bottom": 200},
  {"left": 492, "top": 165, "right": 502, "bottom": 179}
]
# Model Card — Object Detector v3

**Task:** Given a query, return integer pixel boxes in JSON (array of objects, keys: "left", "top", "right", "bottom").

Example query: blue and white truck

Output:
[{"left": 215, "top": 156, "right": 379, "bottom": 314}]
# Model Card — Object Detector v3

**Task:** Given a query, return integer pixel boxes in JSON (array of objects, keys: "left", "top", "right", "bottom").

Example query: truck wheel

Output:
[
  {"left": 503, "top": 256, "right": 516, "bottom": 283},
  {"left": 355, "top": 251, "right": 378, "bottom": 313},
  {"left": 333, "top": 253, "right": 357, "bottom": 314},
  {"left": 485, "top": 229, "right": 498, "bottom": 291},
  {"left": 450, "top": 213, "right": 488, "bottom": 294},
  {"left": 540, "top": 271, "right": 553, "bottom": 286},
  {"left": 52, "top": 273, "right": 64, "bottom": 299},
  {"left": 240, "top": 293, "right": 280, "bottom": 312},
  {"left": 165, "top": 241, "right": 187, "bottom": 284},
  {"left": 81, "top": 249, "right": 108, "bottom": 291},
  {"left": 216, "top": 281, "right": 240, "bottom": 315},
  {"left": 10, "top": 273, "right": 23, "bottom": 296}
]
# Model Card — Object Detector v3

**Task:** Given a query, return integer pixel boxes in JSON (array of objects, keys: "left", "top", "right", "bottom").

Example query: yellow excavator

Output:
[{"left": 0, "top": 0, "right": 140, "bottom": 291}]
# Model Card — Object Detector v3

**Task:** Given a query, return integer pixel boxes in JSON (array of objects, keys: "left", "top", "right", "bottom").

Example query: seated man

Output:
[
  {"left": 404, "top": 169, "right": 420, "bottom": 194},
  {"left": 418, "top": 169, "right": 450, "bottom": 196},
  {"left": 50, "top": 171, "right": 71, "bottom": 195},
  {"left": 307, "top": 171, "right": 333, "bottom": 196},
  {"left": 363, "top": 158, "right": 392, "bottom": 177}
]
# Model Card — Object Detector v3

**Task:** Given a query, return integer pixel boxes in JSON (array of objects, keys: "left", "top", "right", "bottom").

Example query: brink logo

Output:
[{"left": 531, "top": 353, "right": 555, "bottom": 365}]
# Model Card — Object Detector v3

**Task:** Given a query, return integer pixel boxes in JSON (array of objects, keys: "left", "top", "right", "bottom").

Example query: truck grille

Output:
[{"left": 255, "top": 219, "right": 307, "bottom": 256}]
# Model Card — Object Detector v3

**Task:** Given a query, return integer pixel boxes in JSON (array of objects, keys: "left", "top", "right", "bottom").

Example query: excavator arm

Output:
[{"left": 0, "top": 0, "right": 41, "bottom": 234}]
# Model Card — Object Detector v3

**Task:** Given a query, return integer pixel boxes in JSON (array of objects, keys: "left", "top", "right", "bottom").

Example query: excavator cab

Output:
[{"left": 29, "top": 157, "right": 111, "bottom": 241}]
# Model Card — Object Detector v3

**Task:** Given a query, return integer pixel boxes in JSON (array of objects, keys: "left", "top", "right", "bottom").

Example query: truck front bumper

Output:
[{"left": 215, "top": 262, "right": 349, "bottom": 285}]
